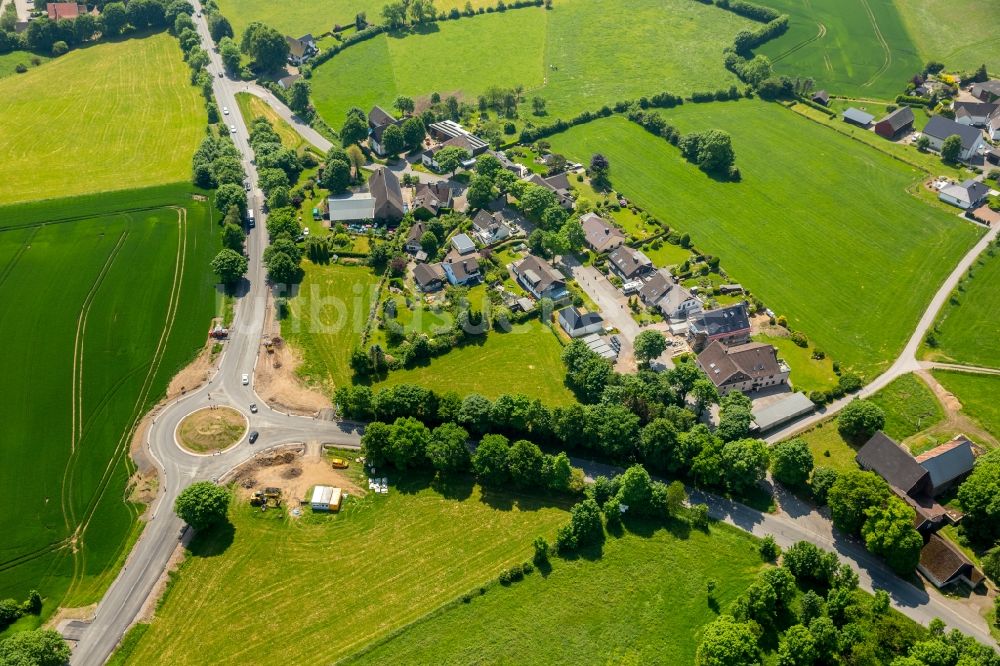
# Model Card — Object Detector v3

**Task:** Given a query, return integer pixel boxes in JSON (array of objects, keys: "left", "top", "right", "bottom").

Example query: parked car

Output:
[
  {"left": 241, "top": 373, "right": 249, "bottom": 385},
  {"left": 249, "top": 403, "right": 258, "bottom": 413},
  {"left": 229, "top": 125, "right": 236, "bottom": 134},
  {"left": 248, "top": 431, "right": 259, "bottom": 444},
  {"left": 330, "top": 458, "right": 349, "bottom": 469},
  {"left": 610, "top": 336, "right": 621, "bottom": 350},
  {"left": 244, "top": 181, "right": 251, "bottom": 192},
  {"left": 223, "top": 106, "right": 229, "bottom": 115}
]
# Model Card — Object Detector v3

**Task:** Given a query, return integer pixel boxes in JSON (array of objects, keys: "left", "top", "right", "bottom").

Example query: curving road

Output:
[{"left": 68, "top": 23, "right": 999, "bottom": 662}]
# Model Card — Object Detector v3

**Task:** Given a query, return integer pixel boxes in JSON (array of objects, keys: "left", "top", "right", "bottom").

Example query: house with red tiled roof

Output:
[{"left": 47, "top": 2, "right": 86, "bottom": 19}]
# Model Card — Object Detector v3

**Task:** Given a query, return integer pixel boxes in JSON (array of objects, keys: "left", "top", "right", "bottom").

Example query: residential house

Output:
[
  {"left": 953, "top": 101, "right": 998, "bottom": 127},
  {"left": 369, "top": 167, "right": 404, "bottom": 222},
  {"left": 47, "top": 2, "right": 86, "bottom": 19},
  {"left": 938, "top": 179, "right": 989, "bottom": 209},
  {"left": 494, "top": 151, "right": 530, "bottom": 178},
  {"left": 915, "top": 435, "right": 976, "bottom": 496},
  {"left": 443, "top": 257, "right": 481, "bottom": 286},
  {"left": 512, "top": 254, "right": 568, "bottom": 301},
  {"left": 405, "top": 221, "right": 428, "bottom": 254},
  {"left": 874, "top": 106, "right": 915, "bottom": 139},
  {"left": 638, "top": 270, "right": 701, "bottom": 321},
  {"left": 696, "top": 341, "right": 790, "bottom": 395},
  {"left": 471, "top": 209, "right": 511, "bottom": 245},
  {"left": 990, "top": 112, "right": 1000, "bottom": 141},
  {"left": 558, "top": 307, "right": 604, "bottom": 338},
  {"left": 422, "top": 135, "right": 484, "bottom": 170},
  {"left": 286, "top": 34, "right": 318, "bottom": 65},
  {"left": 427, "top": 120, "right": 489, "bottom": 149},
  {"left": 580, "top": 212, "right": 625, "bottom": 253},
  {"left": 277, "top": 73, "right": 302, "bottom": 90},
  {"left": 971, "top": 80, "right": 1000, "bottom": 102},
  {"left": 638, "top": 271, "right": 672, "bottom": 308},
  {"left": 811, "top": 90, "right": 829, "bottom": 106},
  {"left": 922, "top": 116, "right": 985, "bottom": 161},
  {"left": 842, "top": 108, "right": 874, "bottom": 127},
  {"left": 918, "top": 534, "right": 985, "bottom": 589},
  {"left": 367, "top": 106, "right": 399, "bottom": 157},
  {"left": 413, "top": 262, "right": 446, "bottom": 292},
  {"left": 450, "top": 233, "right": 475, "bottom": 255},
  {"left": 327, "top": 193, "right": 375, "bottom": 223},
  {"left": 687, "top": 302, "right": 751, "bottom": 350},
  {"left": 411, "top": 182, "right": 453, "bottom": 219},
  {"left": 525, "top": 173, "right": 574, "bottom": 209},
  {"left": 607, "top": 245, "right": 654, "bottom": 281}
]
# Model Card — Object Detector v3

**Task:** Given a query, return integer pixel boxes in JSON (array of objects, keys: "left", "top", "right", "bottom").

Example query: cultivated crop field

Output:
[
  {"left": 894, "top": 0, "right": 1000, "bottom": 75},
  {"left": 126, "top": 481, "right": 571, "bottom": 663},
  {"left": 547, "top": 102, "right": 980, "bottom": 378},
  {"left": 0, "top": 185, "right": 220, "bottom": 613},
  {"left": 372, "top": 320, "right": 576, "bottom": 405},
  {"left": 312, "top": 0, "right": 752, "bottom": 126},
  {"left": 931, "top": 370, "right": 1000, "bottom": 442},
  {"left": 0, "top": 34, "right": 204, "bottom": 205},
  {"left": 344, "top": 520, "right": 762, "bottom": 664},
  {"left": 756, "top": 0, "right": 922, "bottom": 100},
  {"left": 922, "top": 242, "right": 1000, "bottom": 369}
]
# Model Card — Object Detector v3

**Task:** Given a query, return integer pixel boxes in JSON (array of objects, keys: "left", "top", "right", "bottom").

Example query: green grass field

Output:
[
  {"left": 372, "top": 320, "right": 576, "bottom": 405},
  {"left": 345, "top": 520, "right": 763, "bottom": 664},
  {"left": 127, "top": 480, "right": 571, "bottom": 663},
  {"left": 931, "top": 370, "right": 1000, "bottom": 440},
  {"left": 312, "top": 0, "right": 752, "bottom": 126},
  {"left": 216, "top": 0, "right": 499, "bottom": 39},
  {"left": 282, "top": 261, "right": 382, "bottom": 390},
  {"left": 0, "top": 185, "right": 221, "bottom": 618},
  {"left": 756, "top": 0, "right": 922, "bottom": 101},
  {"left": 547, "top": 102, "right": 980, "bottom": 378},
  {"left": 922, "top": 242, "right": 1000, "bottom": 369},
  {"left": 0, "top": 51, "right": 49, "bottom": 79},
  {"left": 755, "top": 334, "right": 838, "bottom": 393},
  {"left": 797, "top": 373, "right": 944, "bottom": 471},
  {"left": 234, "top": 92, "right": 318, "bottom": 154},
  {"left": 894, "top": 0, "right": 1000, "bottom": 75},
  {"left": 0, "top": 34, "right": 204, "bottom": 205}
]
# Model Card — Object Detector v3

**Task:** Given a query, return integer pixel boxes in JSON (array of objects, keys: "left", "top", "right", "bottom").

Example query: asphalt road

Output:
[{"left": 68, "top": 35, "right": 1000, "bottom": 662}]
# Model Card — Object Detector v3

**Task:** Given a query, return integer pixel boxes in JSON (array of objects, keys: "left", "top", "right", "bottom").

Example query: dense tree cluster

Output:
[
  {"left": 678, "top": 129, "right": 738, "bottom": 179},
  {"left": 956, "top": 450, "right": 1000, "bottom": 546},
  {"left": 192, "top": 133, "right": 246, "bottom": 192},
  {"left": 836, "top": 399, "right": 885, "bottom": 442},
  {"left": 0, "top": 629, "right": 71, "bottom": 666},
  {"left": 240, "top": 21, "right": 288, "bottom": 72}
]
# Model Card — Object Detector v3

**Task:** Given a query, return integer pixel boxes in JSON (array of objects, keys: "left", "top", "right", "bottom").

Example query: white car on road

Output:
[
  {"left": 241, "top": 373, "right": 249, "bottom": 385},
  {"left": 229, "top": 125, "right": 236, "bottom": 134},
  {"left": 223, "top": 106, "right": 229, "bottom": 115}
]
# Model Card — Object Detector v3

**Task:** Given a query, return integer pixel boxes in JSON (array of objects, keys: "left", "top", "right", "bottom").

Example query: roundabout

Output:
[{"left": 176, "top": 406, "right": 248, "bottom": 455}]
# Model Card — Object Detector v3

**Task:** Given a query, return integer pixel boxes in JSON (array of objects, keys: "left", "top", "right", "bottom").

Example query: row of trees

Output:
[
  {"left": 626, "top": 106, "right": 738, "bottom": 179},
  {"left": 193, "top": 132, "right": 245, "bottom": 192}
]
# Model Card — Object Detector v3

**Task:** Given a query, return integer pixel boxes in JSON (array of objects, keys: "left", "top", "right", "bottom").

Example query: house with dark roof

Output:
[
  {"left": 580, "top": 213, "right": 625, "bottom": 253},
  {"left": 278, "top": 73, "right": 302, "bottom": 90},
  {"left": 842, "top": 108, "right": 874, "bottom": 127},
  {"left": 919, "top": 534, "right": 985, "bottom": 589},
  {"left": 607, "top": 246, "right": 654, "bottom": 281},
  {"left": 953, "top": 101, "right": 998, "bottom": 127},
  {"left": 286, "top": 34, "right": 318, "bottom": 65},
  {"left": 405, "top": 221, "right": 428, "bottom": 254},
  {"left": 638, "top": 270, "right": 701, "bottom": 321},
  {"left": 638, "top": 271, "right": 672, "bottom": 307},
  {"left": 471, "top": 209, "right": 510, "bottom": 245},
  {"left": 413, "top": 263, "right": 446, "bottom": 292},
  {"left": 525, "top": 173, "right": 574, "bottom": 209},
  {"left": 971, "top": 80, "right": 1000, "bottom": 102},
  {"left": 367, "top": 106, "right": 399, "bottom": 157},
  {"left": 512, "top": 254, "right": 567, "bottom": 301},
  {"left": 686, "top": 302, "right": 751, "bottom": 350},
  {"left": 915, "top": 435, "right": 976, "bottom": 496},
  {"left": 369, "top": 167, "right": 404, "bottom": 222},
  {"left": 938, "top": 179, "right": 989, "bottom": 209},
  {"left": 811, "top": 90, "right": 829, "bottom": 106},
  {"left": 558, "top": 307, "right": 604, "bottom": 338},
  {"left": 443, "top": 257, "right": 481, "bottom": 286},
  {"left": 990, "top": 111, "right": 1000, "bottom": 141},
  {"left": 922, "top": 116, "right": 985, "bottom": 161},
  {"left": 874, "top": 106, "right": 915, "bottom": 139},
  {"left": 856, "top": 432, "right": 932, "bottom": 497},
  {"left": 411, "top": 182, "right": 453, "bottom": 219},
  {"left": 696, "top": 341, "right": 789, "bottom": 394}
]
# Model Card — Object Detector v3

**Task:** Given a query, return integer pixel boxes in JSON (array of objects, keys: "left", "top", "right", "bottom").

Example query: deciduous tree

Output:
[{"left": 174, "top": 481, "right": 230, "bottom": 530}]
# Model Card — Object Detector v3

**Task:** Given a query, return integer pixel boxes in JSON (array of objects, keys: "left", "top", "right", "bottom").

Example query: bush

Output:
[
  {"left": 838, "top": 372, "right": 863, "bottom": 393},
  {"left": 759, "top": 534, "right": 780, "bottom": 561},
  {"left": 837, "top": 400, "right": 885, "bottom": 441},
  {"left": 790, "top": 331, "right": 808, "bottom": 347}
]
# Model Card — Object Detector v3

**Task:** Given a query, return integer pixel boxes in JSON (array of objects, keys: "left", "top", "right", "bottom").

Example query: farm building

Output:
[
  {"left": 558, "top": 307, "right": 604, "bottom": 338},
  {"left": 310, "top": 485, "right": 342, "bottom": 511},
  {"left": 971, "top": 80, "right": 1000, "bottom": 102},
  {"left": 327, "top": 193, "right": 376, "bottom": 223},
  {"left": 842, "top": 108, "right": 874, "bottom": 127},
  {"left": 922, "top": 116, "right": 985, "bottom": 161},
  {"left": 811, "top": 90, "right": 829, "bottom": 106},
  {"left": 369, "top": 167, "right": 404, "bottom": 222},
  {"left": 914, "top": 435, "right": 976, "bottom": 496},
  {"left": 938, "top": 180, "right": 989, "bottom": 209},
  {"left": 919, "top": 534, "right": 985, "bottom": 590},
  {"left": 751, "top": 392, "right": 815, "bottom": 432},
  {"left": 874, "top": 107, "right": 915, "bottom": 139}
]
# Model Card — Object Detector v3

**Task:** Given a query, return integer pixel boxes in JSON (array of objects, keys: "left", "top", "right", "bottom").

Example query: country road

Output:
[{"left": 67, "top": 36, "right": 1000, "bottom": 664}]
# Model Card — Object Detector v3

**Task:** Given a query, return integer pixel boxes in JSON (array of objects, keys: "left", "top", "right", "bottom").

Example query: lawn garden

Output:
[
  {"left": 923, "top": 240, "right": 1000, "bottom": 369},
  {"left": 755, "top": 0, "right": 922, "bottom": 100},
  {"left": 311, "top": 0, "right": 752, "bottom": 127},
  {"left": 345, "top": 520, "right": 763, "bottom": 664},
  {"left": 754, "top": 334, "right": 838, "bottom": 394},
  {"left": 123, "top": 480, "right": 572, "bottom": 664},
  {"left": 0, "top": 34, "right": 205, "bottom": 205},
  {"left": 931, "top": 370, "right": 1000, "bottom": 442},
  {"left": 0, "top": 185, "right": 221, "bottom": 617},
  {"left": 546, "top": 101, "right": 981, "bottom": 378}
]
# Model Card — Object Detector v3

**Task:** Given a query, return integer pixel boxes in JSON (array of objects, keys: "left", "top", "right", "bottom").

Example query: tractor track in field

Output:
[
  {"left": 770, "top": 22, "right": 826, "bottom": 64},
  {"left": 0, "top": 226, "right": 40, "bottom": 289},
  {"left": 0, "top": 203, "right": 190, "bottom": 233},
  {"left": 859, "top": 0, "right": 891, "bottom": 88},
  {"left": 65, "top": 208, "right": 189, "bottom": 600}
]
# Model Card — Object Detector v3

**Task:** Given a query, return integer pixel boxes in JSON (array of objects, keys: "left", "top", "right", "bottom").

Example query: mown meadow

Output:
[
  {"left": 0, "top": 185, "right": 220, "bottom": 618},
  {"left": 931, "top": 370, "right": 1000, "bottom": 442},
  {"left": 0, "top": 33, "right": 204, "bottom": 205},
  {"left": 894, "top": 0, "right": 1000, "bottom": 75},
  {"left": 546, "top": 101, "right": 980, "bottom": 378}
]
